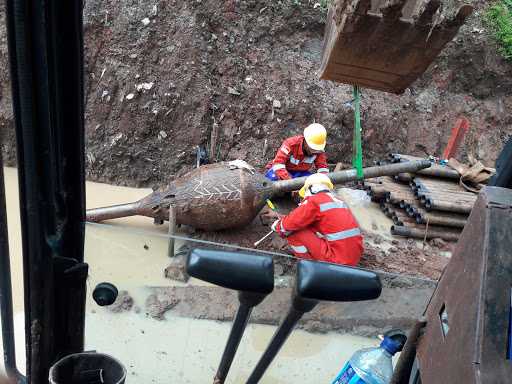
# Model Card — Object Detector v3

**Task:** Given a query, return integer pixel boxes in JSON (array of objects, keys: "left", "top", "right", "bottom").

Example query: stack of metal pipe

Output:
[{"left": 364, "top": 154, "right": 481, "bottom": 242}]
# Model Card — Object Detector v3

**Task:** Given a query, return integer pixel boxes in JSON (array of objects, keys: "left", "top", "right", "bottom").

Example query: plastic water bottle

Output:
[{"left": 331, "top": 336, "right": 401, "bottom": 384}]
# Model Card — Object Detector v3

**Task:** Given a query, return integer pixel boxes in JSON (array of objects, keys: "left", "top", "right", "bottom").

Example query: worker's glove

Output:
[
  {"left": 228, "top": 159, "right": 255, "bottom": 174},
  {"left": 271, "top": 219, "right": 291, "bottom": 237}
]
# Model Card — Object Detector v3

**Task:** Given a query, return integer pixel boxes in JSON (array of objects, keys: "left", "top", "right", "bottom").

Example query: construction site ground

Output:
[{"left": 1, "top": 167, "right": 424, "bottom": 383}]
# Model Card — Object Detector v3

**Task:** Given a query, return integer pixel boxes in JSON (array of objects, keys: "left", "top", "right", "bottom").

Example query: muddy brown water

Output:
[{"left": 1, "top": 167, "right": 379, "bottom": 383}]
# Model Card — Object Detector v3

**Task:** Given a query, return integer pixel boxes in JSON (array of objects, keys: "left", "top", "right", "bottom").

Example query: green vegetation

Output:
[
  {"left": 485, "top": 0, "right": 512, "bottom": 60},
  {"left": 290, "top": 0, "right": 332, "bottom": 12},
  {"left": 317, "top": 0, "right": 332, "bottom": 12}
]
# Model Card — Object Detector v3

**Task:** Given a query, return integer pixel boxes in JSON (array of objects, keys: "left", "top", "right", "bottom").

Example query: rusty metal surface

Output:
[
  {"left": 416, "top": 187, "right": 512, "bottom": 383},
  {"left": 320, "top": 0, "right": 473, "bottom": 94},
  {"left": 139, "top": 163, "right": 273, "bottom": 231}
]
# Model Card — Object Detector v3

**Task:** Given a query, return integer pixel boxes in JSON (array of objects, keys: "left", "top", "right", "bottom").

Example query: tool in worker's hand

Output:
[
  {"left": 254, "top": 230, "right": 274, "bottom": 247},
  {"left": 186, "top": 249, "right": 274, "bottom": 384},
  {"left": 254, "top": 200, "right": 281, "bottom": 247},
  {"left": 246, "top": 260, "right": 382, "bottom": 384}
]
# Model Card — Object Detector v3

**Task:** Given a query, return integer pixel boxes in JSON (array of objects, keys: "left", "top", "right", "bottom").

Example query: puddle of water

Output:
[
  {"left": 83, "top": 310, "right": 377, "bottom": 384},
  {"left": 1, "top": 168, "right": 378, "bottom": 383},
  {"left": 336, "top": 187, "right": 394, "bottom": 240}
]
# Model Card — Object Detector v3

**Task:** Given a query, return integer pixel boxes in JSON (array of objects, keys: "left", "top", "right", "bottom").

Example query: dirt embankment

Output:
[{"left": 0, "top": 0, "right": 511, "bottom": 188}]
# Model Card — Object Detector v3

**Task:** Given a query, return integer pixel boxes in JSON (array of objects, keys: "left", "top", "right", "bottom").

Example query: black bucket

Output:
[{"left": 49, "top": 352, "right": 126, "bottom": 384}]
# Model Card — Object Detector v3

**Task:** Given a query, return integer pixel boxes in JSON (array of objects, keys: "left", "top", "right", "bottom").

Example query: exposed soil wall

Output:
[{"left": 0, "top": 0, "right": 511, "bottom": 187}]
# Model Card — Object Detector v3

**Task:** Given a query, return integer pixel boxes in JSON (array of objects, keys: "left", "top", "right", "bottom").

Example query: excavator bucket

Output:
[{"left": 320, "top": 0, "right": 474, "bottom": 94}]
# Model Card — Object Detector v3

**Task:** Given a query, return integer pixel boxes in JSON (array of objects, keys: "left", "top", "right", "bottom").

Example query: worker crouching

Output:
[{"left": 270, "top": 174, "right": 363, "bottom": 266}]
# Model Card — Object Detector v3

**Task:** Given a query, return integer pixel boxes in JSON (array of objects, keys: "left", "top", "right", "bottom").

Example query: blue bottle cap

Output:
[{"left": 380, "top": 337, "right": 401, "bottom": 355}]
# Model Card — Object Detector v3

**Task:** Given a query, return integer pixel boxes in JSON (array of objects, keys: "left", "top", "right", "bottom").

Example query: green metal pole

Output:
[{"left": 352, "top": 85, "right": 363, "bottom": 179}]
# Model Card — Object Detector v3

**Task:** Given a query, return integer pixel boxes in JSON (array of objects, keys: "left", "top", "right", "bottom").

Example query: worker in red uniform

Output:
[
  {"left": 265, "top": 123, "right": 329, "bottom": 181},
  {"left": 269, "top": 173, "right": 363, "bottom": 266}
]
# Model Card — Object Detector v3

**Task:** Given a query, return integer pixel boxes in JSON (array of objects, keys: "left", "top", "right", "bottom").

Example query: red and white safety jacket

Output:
[
  {"left": 274, "top": 191, "right": 363, "bottom": 265},
  {"left": 266, "top": 135, "right": 329, "bottom": 180}
]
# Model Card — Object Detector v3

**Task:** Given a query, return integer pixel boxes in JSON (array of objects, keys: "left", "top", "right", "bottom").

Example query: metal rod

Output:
[
  {"left": 392, "top": 154, "right": 460, "bottom": 179},
  {"left": 417, "top": 212, "right": 467, "bottom": 228},
  {"left": 254, "top": 231, "right": 274, "bottom": 247},
  {"left": 246, "top": 307, "right": 307, "bottom": 384},
  {"left": 273, "top": 160, "right": 432, "bottom": 193},
  {"left": 0, "top": 159, "right": 24, "bottom": 382},
  {"left": 418, "top": 192, "right": 476, "bottom": 203},
  {"left": 214, "top": 303, "right": 253, "bottom": 384},
  {"left": 86, "top": 202, "right": 140, "bottom": 222},
  {"left": 391, "top": 225, "right": 461, "bottom": 241},
  {"left": 167, "top": 205, "right": 176, "bottom": 257},
  {"left": 413, "top": 177, "right": 464, "bottom": 190},
  {"left": 425, "top": 199, "right": 473, "bottom": 214}
]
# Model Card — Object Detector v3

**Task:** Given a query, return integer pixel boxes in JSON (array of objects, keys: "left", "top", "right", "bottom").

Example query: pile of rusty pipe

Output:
[
  {"left": 391, "top": 225, "right": 461, "bottom": 242},
  {"left": 272, "top": 160, "right": 432, "bottom": 194}
]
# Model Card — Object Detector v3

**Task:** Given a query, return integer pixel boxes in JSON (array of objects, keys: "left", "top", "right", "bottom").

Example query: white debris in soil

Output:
[
  {"left": 158, "top": 130, "right": 167, "bottom": 140},
  {"left": 126, "top": 93, "right": 135, "bottom": 100},
  {"left": 227, "top": 86, "right": 240, "bottom": 95},
  {"left": 136, "top": 82, "right": 154, "bottom": 92},
  {"left": 141, "top": 17, "right": 150, "bottom": 26},
  {"left": 111, "top": 133, "right": 124, "bottom": 146},
  {"left": 273, "top": 99, "right": 281, "bottom": 109}
]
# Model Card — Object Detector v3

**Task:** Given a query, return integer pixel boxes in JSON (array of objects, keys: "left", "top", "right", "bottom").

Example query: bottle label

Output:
[{"left": 331, "top": 362, "right": 367, "bottom": 384}]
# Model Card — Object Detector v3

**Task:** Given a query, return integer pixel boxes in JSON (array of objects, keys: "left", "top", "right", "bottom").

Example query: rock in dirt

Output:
[
  {"left": 145, "top": 293, "right": 179, "bottom": 320},
  {"left": 270, "top": 236, "right": 288, "bottom": 251},
  {"left": 227, "top": 86, "right": 240, "bottom": 96},
  {"left": 108, "top": 290, "right": 134, "bottom": 313},
  {"left": 164, "top": 255, "right": 189, "bottom": 283},
  {"left": 430, "top": 238, "right": 447, "bottom": 249},
  {"left": 274, "top": 263, "right": 285, "bottom": 276},
  {"left": 301, "top": 320, "right": 329, "bottom": 334}
]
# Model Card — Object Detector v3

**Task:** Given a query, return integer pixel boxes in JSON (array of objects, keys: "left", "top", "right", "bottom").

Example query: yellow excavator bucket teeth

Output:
[{"left": 320, "top": 0, "right": 473, "bottom": 94}]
